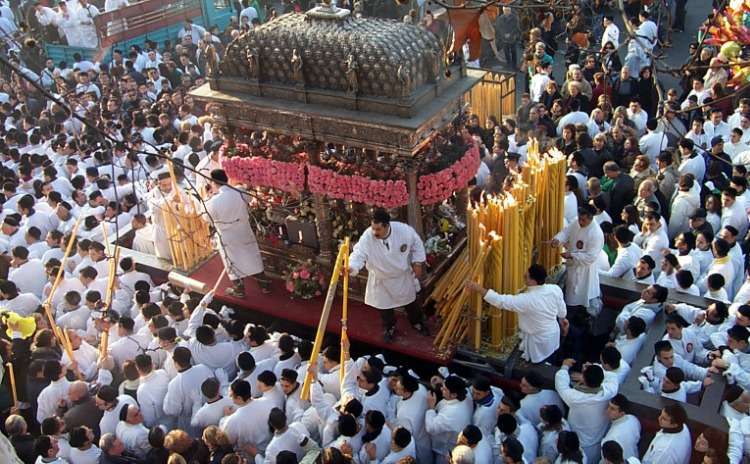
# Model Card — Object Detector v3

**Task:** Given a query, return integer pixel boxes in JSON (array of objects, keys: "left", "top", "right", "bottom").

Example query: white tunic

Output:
[
  {"left": 115, "top": 421, "right": 150, "bottom": 459},
  {"left": 191, "top": 395, "right": 234, "bottom": 429},
  {"left": 221, "top": 399, "right": 275, "bottom": 452},
  {"left": 68, "top": 445, "right": 101, "bottom": 464},
  {"left": 100, "top": 395, "right": 137, "bottom": 436},
  {"left": 204, "top": 185, "right": 264, "bottom": 280},
  {"left": 554, "top": 220, "right": 604, "bottom": 307},
  {"left": 601, "top": 414, "right": 641, "bottom": 460},
  {"left": 74, "top": 3, "right": 99, "bottom": 48},
  {"left": 136, "top": 369, "right": 170, "bottom": 427},
  {"left": 600, "top": 244, "right": 641, "bottom": 279},
  {"left": 9, "top": 259, "right": 47, "bottom": 298},
  {"left": 424, "top": 397, "right": 473, "bottom": 457},
  {"left": 163, "top": 364, "right": 213, "bottom": 431},
  {"left": 3, "top": 292, "right": 41, "bottom": 316},
  {"left": 554, "top": 366, "right": 618, "bottom": 450},
  {"left": 256, "top": 427, "right": 305, "bottom": 464},
  {"left": 642, "top": 425, "right": 692, "bottom": 464},
  {"left": 484, "top": 285, "right": 566, "bottom": 363},
  {"left": 394, "top": 385, "right": 431, "bottom": 464},
  {"left": 60, "top": 340, "right": 99, "bottom": 381},
  {"left": 37, "top": 378, "right": 71, "bottom": 423},
  {"left": 349, "top": 222, "right": 426, "bottom": 309},
  {"left": 519, "top": 389, "right": 565, "bottom": 427}
]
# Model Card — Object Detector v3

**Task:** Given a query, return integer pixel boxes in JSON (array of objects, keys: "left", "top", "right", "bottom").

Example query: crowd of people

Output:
[{"left": 0, "top": 0, "right": 744, "bottom": 463}]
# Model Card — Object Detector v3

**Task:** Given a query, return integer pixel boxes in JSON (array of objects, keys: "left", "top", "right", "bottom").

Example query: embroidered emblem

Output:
[
  {"left": 400, "top": 244, "right": 407, "bottom": 252},
  {"left": 576, "top": 240, "right": 584, "bottom": 249}
]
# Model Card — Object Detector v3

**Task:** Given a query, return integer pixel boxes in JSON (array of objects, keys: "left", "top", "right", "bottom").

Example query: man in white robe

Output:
[
  {"left": 37, "top": 361, "right": 71, "bottom": 424},
  {"left": 134, "top": 354, "right": 171, "bottom": 428},
  {"left": 555, "top": 359, "right": 618, "bottom": 463},
  {"left": 349, "top": 209, "right": 427, "bottom": 341},
  {"left": 394, "top": 373, "right": 431, "bottom": 463},
  {"left": 551, "top": 205, "right": 604, "bottom": 315},
  {"left": 642, "top": 404, "right": 692, "bottom": 464},
  {"left": 163, "top": 347, "right": 213, "bottom": 434},
  {"left": 601, "top": 394, "right": 641, "bottom": 461},
  {"left": 203, "top": 169, "right": 268, "bottom": 297},
  {"left": 466, "top": 264, "right": 567, "bottom": 363},
  {"left": 221, "top": 379, "right": 275, "bottom": 452},
  {"left": 74, "top": 0, "right": 99, "bottom": 48},
  {"left": 114, "top": 405, "right": 150, "bottom": 459},
  {"left": 146, "top": 173, "right": 175, "bottom": 261},
  {"left": 95, "top": 386, "right": 138, "bottom": 436}
]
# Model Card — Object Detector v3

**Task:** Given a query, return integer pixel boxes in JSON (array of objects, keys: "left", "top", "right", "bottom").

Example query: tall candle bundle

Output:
[{"left": 429, "top": 140, "right": 566, "bottom": 353}]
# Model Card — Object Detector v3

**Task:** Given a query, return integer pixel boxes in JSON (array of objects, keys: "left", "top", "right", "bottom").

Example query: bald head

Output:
[{"left": 68, "top": 381, "right": 88, "bottom": 402}]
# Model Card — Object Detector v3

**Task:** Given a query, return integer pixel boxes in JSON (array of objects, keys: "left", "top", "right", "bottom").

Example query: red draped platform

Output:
[{"left": 189, "top": 255, "right": 448, "bottom": 364}]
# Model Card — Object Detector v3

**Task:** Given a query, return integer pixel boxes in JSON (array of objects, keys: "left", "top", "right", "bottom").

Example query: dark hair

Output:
[
  {"left": 527, "top": 264, "right": 547, "bottom": 285},
  {"left": 602, "top": 441, "right": 624, "bottom": 464},
  {"left": 583, "top": 364, "right": 605, "bottom": 388},
  {"left": 372, "top": 208, "right": 390, "bottom": 226},
  {"left": 230, "top": 379, "right": 252, "bottom": 401},
  {"left": 663, "top": 403, "right": 688, "bottom": 427}
]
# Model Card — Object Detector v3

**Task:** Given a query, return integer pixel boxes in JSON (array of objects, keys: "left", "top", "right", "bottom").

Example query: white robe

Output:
[
  {"left": 163, "top": 364, "right": 213, "bottom": 432},
  {"left": 191, "top": 395, "right": 233, "bottom": 429},
  {"left": 349, "top": 221, "right": 426, "bottom": 309},
  {"left": 136, "top": 369, "right": 171, "bottom": 427},
  {"left": 37, "top": 378, "right": 71, "bottom": 424},
  {"left": 221, "top": 399, "right": 275, "bottom": 452},
  {"left": 554, "top": 367, "right": 618, "bottom": 461},
  {"left": 642, "top": 425, "right": 692, "bottom": 464},
  {"left": 600, "top": 244, "right": 641, "bottom": 279},
  {"left": 394, "top": 385, "right": 431, "bottom": 464},
  {"left": 68, "top": 445, "right": 101, "bottom": 464},
  {"left": 601, "top": 414, "right": 641, "bottom": 461},
  {"left": 60, "top": 340, "right": 99, "bottom": 381},
  {"left": 424, "top": 397, "right": 473, "bottom": 457},
  {"left": 100, "top": 395, "right": 137, "bottom": 436},
  {"left": 73, "top": 3, "right": 99, "bottom": 48},
  {"left": 484, "top": 285, "right": 566, "bottom": 363},
  {"left": 519, "top": 389, "right": 564, "bottom": 427},
  {"left": 204, "top": 185, "right": 263, "bottom": 280},
  {"left": 554, "top": 221, "right": 604, "bottom": 307},
  {"left": 256, "top": 426, "right": 305, "bottom": 464},
  {"left": 115, "top": 421, "right": 150, "bottom": 459}
]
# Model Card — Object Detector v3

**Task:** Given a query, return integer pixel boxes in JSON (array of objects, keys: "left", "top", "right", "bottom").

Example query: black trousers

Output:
[{"left": 379, "top": 300, "right": 423, "bottom": 331}]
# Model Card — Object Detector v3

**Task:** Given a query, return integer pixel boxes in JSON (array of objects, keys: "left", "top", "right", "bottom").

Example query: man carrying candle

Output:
[
  {"left": 465, "top": 264, "right": 568, "bottom": 363},
  {"left": 551, "top": 205, "right": 605, "bottom": 319},
  {"left": 204, "top": 169, "right": 270, "bottom": 297},
  {"left": 348, "top": 209, "right": 428, "bottom": 342}
]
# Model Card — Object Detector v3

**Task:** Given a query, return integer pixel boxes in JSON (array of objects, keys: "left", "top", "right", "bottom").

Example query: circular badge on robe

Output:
[
  {"left": 576, "top": 240, "right": 584, "bottom": 249},
  {"left": 686, "top": 343, "right": 693, "bottom": 353},
  {"left": 400, "top": 244, "right": 407, "bottom": 252}
]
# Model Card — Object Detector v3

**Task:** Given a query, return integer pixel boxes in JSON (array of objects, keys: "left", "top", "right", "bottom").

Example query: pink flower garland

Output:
[
  {"left": 417, "top": 143, "right": 480, "bottom": 205},
  {"left": 307, "top": 166, "right": 409, "bottom": 209},
  {"left": 222, "top": 156, "right": 306, "bottom": 193}
]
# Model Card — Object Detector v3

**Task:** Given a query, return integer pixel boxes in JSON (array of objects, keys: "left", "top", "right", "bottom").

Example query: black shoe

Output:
[
  {"left": 226, "top": 286, "right": 245, "bottom": 298},
  {"left": 383, "top": 327, "right": 396, "bottom": 343},
  {"left": 413, "top": 323, "right": 430, "bottom": 337}
]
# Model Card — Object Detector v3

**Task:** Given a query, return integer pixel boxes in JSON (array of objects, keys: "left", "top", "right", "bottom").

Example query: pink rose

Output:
[
  {"left": 285, "top": 281, "right": 295, "bottom": 293},
  {"left": 292, "top": 271, "right": 299, "bottom": 279},
  {"left": 299, "top": 269, "right": 311, "bottom": 280}
]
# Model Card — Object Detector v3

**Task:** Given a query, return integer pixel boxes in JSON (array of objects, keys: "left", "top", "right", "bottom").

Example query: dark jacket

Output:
[
  {"left": 99, "top": 452, "right": 146, "bottom": 464},
  {"left": 607, "top": 173, "right": 635, "bottom": 223},
  {"left": 495, "top": 13, "right": 521, "bottom": 44},
  {"left": 11, "top": 434, "right": 37, "bottom": 464},
  {"left": 64, "top": 394, "right": 104, "bottom": 439}
]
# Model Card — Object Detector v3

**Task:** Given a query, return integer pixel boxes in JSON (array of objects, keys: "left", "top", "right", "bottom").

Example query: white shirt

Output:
[
  {"left": 68, "top": 445, "right": 101, "bottom": 464},
  {"left": 614, "top": 333, "right": 647, "bottom": 365},
  {"left": 37, "top": 378, "right": 71, "bottom": 423},
  {"left": 519, "top": 389, "right": 564, "bottom": 427},
  {"left": 639, "top": 131, "right": 669, "bottom": 168},
  {"left": 601, "top": 244, "right": 641, "bottom": 279},
  {"left": 2, "top": 292, "right": 41, "bottom": 316},
  {"left": 257, "top": 426, "right": 305, "bottom": 464},
  {"left": 483, "top": 285, "right": 566, "bottom": 363},
  {"left": 634, "top": 227, "right": 669, "bottom": 265}
]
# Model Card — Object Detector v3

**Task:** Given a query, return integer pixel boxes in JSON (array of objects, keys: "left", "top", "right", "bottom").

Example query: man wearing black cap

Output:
[{"left": 204, "top": 168, "right": 269, "bottom": 297}]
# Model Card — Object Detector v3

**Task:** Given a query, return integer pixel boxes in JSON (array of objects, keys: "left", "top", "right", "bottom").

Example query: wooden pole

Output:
[
  {"left": 44, "top": 218, "right": 82, "bottom": 341},
  {"left": 339, "top": 237, "right": 350, "bottom": 384},
  {"left": 301, "top": 241, "right": 348, "bottom": 401},
  {"left": 211, "top": 269, "right": 228, "bottom": 294},
  {"left": 6, "top": 362, "right": 16, "bottom": 408}
]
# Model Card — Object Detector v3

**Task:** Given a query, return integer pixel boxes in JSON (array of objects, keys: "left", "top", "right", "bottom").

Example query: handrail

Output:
[{"left": 94, "top": 0, "right": 204, "bottom": 48}]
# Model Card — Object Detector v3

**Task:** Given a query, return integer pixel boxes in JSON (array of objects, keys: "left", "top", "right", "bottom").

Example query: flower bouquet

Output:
[
  {"left": 284, "top": 260, "right": 326, "bottom": 299},
  {"left": 424, "top": 234, "right": 452, "bottom": 267}
]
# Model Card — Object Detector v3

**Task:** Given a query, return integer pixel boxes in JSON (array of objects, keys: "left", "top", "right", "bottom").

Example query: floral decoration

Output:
[
  {"left": 284, "top": 260, "right": 326, "bottom": 299},
  {"left": 417, "top": 142, "right": 480, "bottom": 205},
  {"left": 307, "top": 165, "right": 409, "bottom": 209},
  {"left": 220, "top": 143, "right": 306, "bottom": 193}
]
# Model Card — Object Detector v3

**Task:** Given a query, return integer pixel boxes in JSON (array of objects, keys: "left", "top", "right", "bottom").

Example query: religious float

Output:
[{"left": 186, "top": 3, "right": 565, "bottom": 362}]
